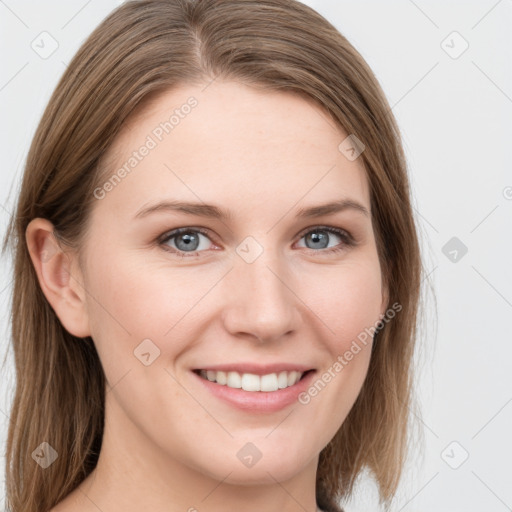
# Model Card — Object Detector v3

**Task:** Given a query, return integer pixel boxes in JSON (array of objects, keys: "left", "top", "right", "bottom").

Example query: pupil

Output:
[
  {"left": 307, "top": 231, "right": 328, "bottom": 249},
  {"left": 176, "top": 232, "right": 199, "bottom": 251}
]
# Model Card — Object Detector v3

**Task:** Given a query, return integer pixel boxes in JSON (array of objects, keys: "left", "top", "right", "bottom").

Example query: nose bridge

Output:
[{"left": 221, "top": 240, "right": 298, "bottom": 342}]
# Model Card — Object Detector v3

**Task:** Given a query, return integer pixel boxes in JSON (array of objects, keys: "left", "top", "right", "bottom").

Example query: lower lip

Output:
[{"left": 192, "top": 370, "right": 316, "bottom": 413}]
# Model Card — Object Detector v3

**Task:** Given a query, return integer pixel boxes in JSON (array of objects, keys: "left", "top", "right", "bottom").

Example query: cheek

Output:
[
  {"left": 296, "top": 256, "right": 384, "bottom": 350},
  {"left": 290, "top": 257, "right": 383, "bottom": 450},
  {"left": 82, "top": 249, "right": 227, "bottom": 374}
]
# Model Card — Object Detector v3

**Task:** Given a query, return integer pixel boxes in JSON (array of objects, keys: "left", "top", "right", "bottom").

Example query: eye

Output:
[
  {"left": 159, "top": 227, "right": 215, "bottom": 257},
  {"left": 295, "top": 226, "right": 355, "bottom": 254},
  {"left": 158, "top": 225, "right": 355, "bottom": 258}
]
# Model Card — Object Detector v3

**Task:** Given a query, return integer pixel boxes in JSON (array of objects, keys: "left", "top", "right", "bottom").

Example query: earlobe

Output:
[{"left": 26, "top": 218, "right": 91, "bottom": 338}]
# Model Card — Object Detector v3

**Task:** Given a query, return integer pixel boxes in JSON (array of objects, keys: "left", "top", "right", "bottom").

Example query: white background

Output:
[{"left": 1, "top": 1, "right": 511, "bottom": 511}]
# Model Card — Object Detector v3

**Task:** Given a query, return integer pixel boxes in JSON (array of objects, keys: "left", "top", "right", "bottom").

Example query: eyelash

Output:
[{"left": 157, "top": 225, "right": 356, "bottom": 258}]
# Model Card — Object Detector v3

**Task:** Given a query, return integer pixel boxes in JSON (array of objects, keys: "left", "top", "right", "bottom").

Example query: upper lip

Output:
[{"left": 193, "top": 363, "right": 315, "bottom": 376}]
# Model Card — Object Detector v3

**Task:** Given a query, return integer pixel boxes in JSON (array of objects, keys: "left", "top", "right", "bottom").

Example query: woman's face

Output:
[{"left": 75, "top": 80, "right": 387, "bottom": 486}]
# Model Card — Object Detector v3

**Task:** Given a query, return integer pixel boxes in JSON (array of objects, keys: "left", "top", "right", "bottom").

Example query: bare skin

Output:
[{"left": 27, "top": 80, "right": 388, "bottom": 512}]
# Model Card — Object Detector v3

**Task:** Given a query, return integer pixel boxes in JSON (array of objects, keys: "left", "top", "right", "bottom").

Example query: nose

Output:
[{"left": 220, "top": 247, "right": 300, "bottom": 344}]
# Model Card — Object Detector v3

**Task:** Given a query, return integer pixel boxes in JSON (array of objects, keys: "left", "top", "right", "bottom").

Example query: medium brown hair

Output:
[{"left": 3, "top": 1, "right": 423, "bottom": 511}]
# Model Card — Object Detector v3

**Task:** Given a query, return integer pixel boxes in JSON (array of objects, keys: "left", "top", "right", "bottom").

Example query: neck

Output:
[{"left": 64, "top": 394, "right": 321, "bottom": 512}]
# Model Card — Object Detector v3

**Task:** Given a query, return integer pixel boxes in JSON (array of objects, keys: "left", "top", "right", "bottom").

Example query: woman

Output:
[{"left": 3, "top": 1, "right": 423, "bottom": 511}]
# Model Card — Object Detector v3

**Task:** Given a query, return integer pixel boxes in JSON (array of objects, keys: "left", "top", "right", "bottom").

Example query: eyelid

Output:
[
  {"left": 294, "top": 224, "right": 353, "bottom": 242},
  {"left": 158, "top": 226, "right": 217, "bottom": 248}
]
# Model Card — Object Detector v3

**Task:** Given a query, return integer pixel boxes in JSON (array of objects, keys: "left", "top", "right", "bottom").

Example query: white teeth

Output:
[
  {"left": 227, "top": 371, "right": 242, "bottom": 388},
  {"left": 241, "top": 373, "right": 260, "bottom": 391},
  {"left": 260, "top": 373, "right": 278, "bottom": 392},
  {"left": 277, "top": 371, "right": 289, "bottom": 389},
  {"left": 198, "top": 369, "right": 305, "bottom": 392},
  {"left": 287, "top": 371, "right": 299, "bottom": 387}
]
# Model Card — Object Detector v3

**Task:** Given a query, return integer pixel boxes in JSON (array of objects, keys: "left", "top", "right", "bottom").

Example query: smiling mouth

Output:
[{"left": 193, "top": 369, "right": 314, "bottom": 392}]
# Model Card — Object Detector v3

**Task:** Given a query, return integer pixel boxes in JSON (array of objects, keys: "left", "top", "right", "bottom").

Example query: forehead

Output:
[{"left": 95, "top": 80, "right": 370, "bottom": 220}]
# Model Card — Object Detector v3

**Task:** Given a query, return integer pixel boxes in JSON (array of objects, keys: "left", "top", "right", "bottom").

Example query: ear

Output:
[{"left": 25, "top": 218, "right": 91, "bottom": 338}]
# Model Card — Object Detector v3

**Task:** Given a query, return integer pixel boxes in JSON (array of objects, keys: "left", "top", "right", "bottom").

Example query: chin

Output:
[{"left": 195, "top": 449, "right": 312, "bottom": 486}]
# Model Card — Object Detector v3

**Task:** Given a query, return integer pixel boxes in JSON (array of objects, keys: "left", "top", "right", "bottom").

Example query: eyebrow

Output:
[{"left": 134, "top": 198, "right": 370, "bottom": 220}]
